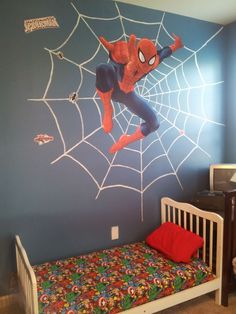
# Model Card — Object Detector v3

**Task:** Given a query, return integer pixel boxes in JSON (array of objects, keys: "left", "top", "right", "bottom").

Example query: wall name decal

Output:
[{"left": 24, "top": 16, "right": 59, "bottom": 33}]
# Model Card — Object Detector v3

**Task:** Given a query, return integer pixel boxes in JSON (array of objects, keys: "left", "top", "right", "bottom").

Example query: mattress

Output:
[{"left": 33, "top": 241, "right": 215, "bottom": 314}]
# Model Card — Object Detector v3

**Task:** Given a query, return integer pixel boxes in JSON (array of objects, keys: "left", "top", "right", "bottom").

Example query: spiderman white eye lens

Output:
[
  {"left": 138, "top": 49, "right": 145, "bottom": 63},
  {"left": 149, "top": 56, "right": 156, "bottom": 66}
]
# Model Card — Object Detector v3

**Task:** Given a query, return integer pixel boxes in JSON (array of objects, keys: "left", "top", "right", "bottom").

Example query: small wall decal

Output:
[
  {"left": 24, "top": 16, "right": 59, "bottom": 33},
  {"left": 56, "top": 51, "right": 64, "bottom": 60},
  {"left": 69, "top": 92, "right": 79, "bottom": 104},
  {"left": 34, "top": 134, "right": 54, "bottom": 146}
]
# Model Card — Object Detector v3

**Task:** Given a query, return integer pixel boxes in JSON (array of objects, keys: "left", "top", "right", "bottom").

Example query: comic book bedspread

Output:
[{"left": 33, "top": 242, "right": 215, "bottom": 313}]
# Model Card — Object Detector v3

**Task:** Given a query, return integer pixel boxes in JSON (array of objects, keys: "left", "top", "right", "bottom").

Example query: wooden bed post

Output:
[
  {"left": 214, "top": 216, "right": 224, "bottom": 305},
  {"left": 15, "top": 235, "right": 39, "bottom": 314},
  {"left": 221, "top": 190, "right": 236, "bottom": 306}
]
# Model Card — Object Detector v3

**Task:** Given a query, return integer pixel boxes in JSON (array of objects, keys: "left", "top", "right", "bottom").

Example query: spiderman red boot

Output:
[
  {"left": 109, "top": 127, "right": 145, "bottom": 154},
  {"left": 97, "top": 88, "right": 113, "bottom": 133}
]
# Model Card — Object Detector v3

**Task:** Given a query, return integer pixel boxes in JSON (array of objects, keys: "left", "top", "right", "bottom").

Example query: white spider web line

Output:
[
  {"left": 143, "top": 26, "right": 224, "bottom": 97},
  {"left": 29, "top": 1, "right": 225, "bottom": 221}
]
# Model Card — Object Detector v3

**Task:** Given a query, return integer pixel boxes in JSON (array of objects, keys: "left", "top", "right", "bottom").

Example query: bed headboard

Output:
[{"left": 161, "top": 197, "right": 223, "bottom": 275}]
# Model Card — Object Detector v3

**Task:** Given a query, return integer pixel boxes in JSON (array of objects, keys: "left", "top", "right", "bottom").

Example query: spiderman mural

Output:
[{"left": 96, "top": 34, "right": 183, "bottom": 154}]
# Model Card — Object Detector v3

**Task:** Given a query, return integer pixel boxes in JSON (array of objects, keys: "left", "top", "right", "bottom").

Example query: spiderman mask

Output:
[{"left": 136, "top": 38, "right": 159, "bottom": 74}]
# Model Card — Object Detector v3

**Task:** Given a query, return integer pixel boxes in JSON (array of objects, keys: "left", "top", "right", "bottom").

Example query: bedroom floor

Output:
[
  {"left": 159, "top": 291, "right": 236, "bottom": 314},
  {"left": 1, "top": 291, "right": 236, "bottom": 314}
]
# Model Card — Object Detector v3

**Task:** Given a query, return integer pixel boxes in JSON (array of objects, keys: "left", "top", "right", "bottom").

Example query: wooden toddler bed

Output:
[{"left": 15, "top": 197, "right": 224, "bottom": 314}]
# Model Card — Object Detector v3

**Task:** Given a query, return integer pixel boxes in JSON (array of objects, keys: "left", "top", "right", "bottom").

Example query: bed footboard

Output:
[
  {"left": 15, "top": 235, "right": 38, "bottom": 314},
  {"left": 161, "top": 197, "right": 224, "bottom": 305}
]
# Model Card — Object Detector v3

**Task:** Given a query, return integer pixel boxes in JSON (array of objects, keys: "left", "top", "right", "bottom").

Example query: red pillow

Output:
[{"left": 146, "top": 222, "right": 203, "bottom": 263}]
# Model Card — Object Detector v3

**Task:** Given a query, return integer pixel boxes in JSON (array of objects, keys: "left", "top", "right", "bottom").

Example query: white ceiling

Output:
[{"left": 115, "top": 0, "right": 236, "bottom": 25}]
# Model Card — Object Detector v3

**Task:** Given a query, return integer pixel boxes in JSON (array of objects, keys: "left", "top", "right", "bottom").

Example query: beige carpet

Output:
[
  {"left": 1, "top": 292, "right": 235, "bottom": 314},
  {"left": 159, "top": 291, "right": 236, "bottom": 314}
]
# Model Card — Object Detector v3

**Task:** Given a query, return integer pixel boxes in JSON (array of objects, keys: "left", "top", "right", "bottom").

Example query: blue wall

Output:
[
  {"left": 225, "top": 21, "right": 236, "bottom": 162},
  {"left": 0, "top": 0, "right": 227, "bottom": 294}
]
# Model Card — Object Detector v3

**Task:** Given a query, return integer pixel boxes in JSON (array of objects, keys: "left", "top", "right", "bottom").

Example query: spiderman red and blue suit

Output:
[{"left": 96, "top": 34, "right": 183, "bottom": 153}]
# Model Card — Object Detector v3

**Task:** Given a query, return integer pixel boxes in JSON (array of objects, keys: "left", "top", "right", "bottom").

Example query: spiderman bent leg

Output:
[
  {"left": 96, "top": 63, "right": 116, "bottom": 133},
  {"left": 109, "top": 91, "right": 160, "bottom": 153}
]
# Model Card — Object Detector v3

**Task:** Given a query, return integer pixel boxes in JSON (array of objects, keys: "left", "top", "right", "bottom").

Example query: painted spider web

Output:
[{"left": 30, "top": 1, "right": 224, "bottom": 221}]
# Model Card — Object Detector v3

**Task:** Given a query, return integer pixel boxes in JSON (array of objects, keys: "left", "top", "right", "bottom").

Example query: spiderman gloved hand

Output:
[{"left": 170, "top": 33, "right": 183, "bottom": 52}]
